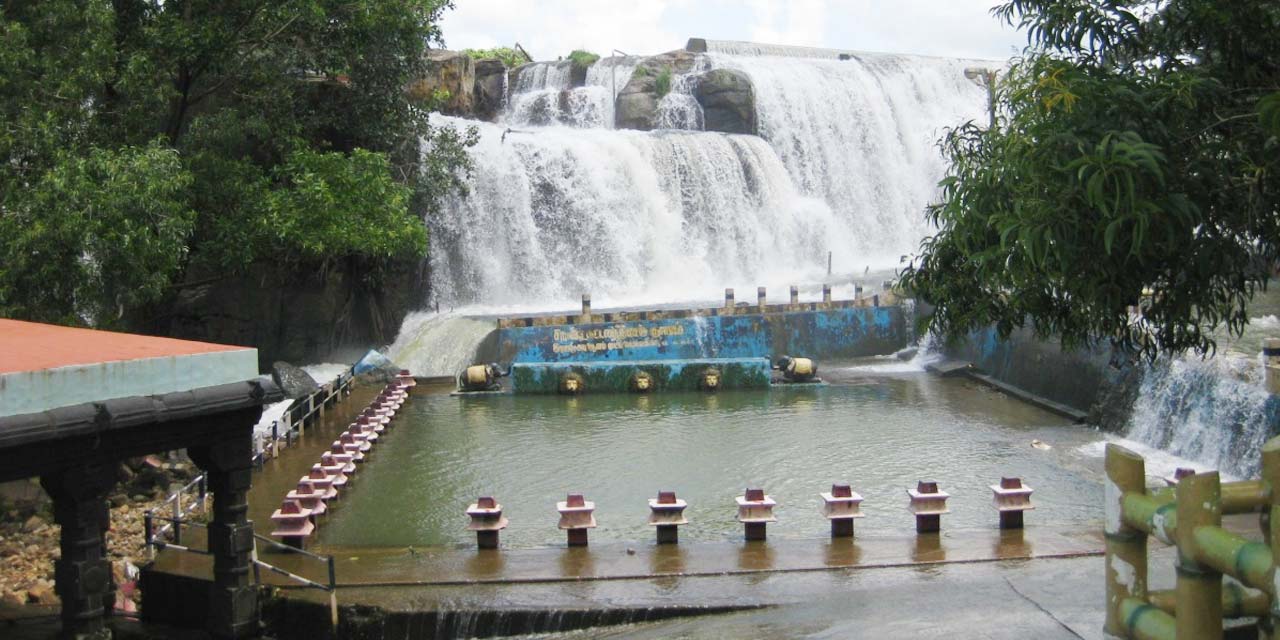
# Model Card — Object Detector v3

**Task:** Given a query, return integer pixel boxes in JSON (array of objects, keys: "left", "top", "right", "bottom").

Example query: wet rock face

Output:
[
  {"left": 615, "top": 50, "right": 701, "bottom": 131},
  {"left": 272, "top": 361, "right": 320, "bottom": 399},
  {"left": 693, "top": 68, "right": 756, "bottom": 135},
  {"left": 409, "top": 49, "right": 475, "bottom": 115},
  {"left": 159, "top": 257, "right": 420, "bottom": 368},
  {"left": 473, "top": 58, "right": 508, "bottom": 121},
  {"left": 615, "top": 81, "right": 659, "bottom": 131}
]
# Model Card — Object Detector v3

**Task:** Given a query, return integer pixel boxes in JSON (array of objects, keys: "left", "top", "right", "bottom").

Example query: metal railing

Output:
[
  {"left": 143, "top": 474, "right": 207, "bottom": 552},
  {"left": 254, "top": 368, "right": 356, "bottom": 466},
  {"left": 144, "top": 514, "right": 339, "bottom": 627},
  {"left": 148, "top": 368, "right": 355, "bottom": 550},
  {"left": 1104, "top": 436, "right": 1280, "bottom": 639},
  {"left": 141, "top": 365, "right": 357, "bottom": 625}
]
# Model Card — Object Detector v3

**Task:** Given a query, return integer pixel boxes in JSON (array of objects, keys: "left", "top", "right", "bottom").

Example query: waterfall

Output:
[
  {"left": 1123, "top": 335, "right": 1280, "bottom": 478},
  {"left": 426, "top": 116, "right": 850, "bottom": 309},
  {"left": 396, "top": 44, "right": 991, "bottom": 369},
  {"left": 706, "top": 51, "right": 990, "bottom": 264},
  {"left": 384, "top": 311, "right": 496, "bottom": 377},
  {"left": 425, "top": 49, "right": 989, "bottom": 308},
  {"left": 504, "top": 56, "right": 639, "bottom": 129}
]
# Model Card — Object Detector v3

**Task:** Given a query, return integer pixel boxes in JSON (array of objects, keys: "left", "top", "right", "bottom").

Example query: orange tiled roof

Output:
[{"left": 0, "top": 319, "right": 250, "bottom": 375}]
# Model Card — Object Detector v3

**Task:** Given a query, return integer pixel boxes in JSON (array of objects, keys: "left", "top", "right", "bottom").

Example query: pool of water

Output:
[{"left": 315, "top": 361, "right": 1115, "bottom": 550}]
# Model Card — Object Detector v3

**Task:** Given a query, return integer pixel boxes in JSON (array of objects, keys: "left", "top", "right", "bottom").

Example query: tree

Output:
[
  {"left": 900, "top": 0, "right": 1280, "bottom": 359},
  {"left": 0, "top": 0, "right": 475, "bottom": 327}
]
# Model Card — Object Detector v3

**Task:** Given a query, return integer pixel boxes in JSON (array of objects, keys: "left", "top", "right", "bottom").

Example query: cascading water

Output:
[
  {"left": 705, "top": 48, "right": 990, "bottom": 262},
  {"left": 384, "top": 311, "right": 497, "bottom": 376},
  {"left": 427, "top": 47, "right": 989, "bottom": 309},
  {"left": 504, "top": 56, "right": 639, "bottom": 129},
  {"left": 426, "top": 116, "right": 849, "bottom": 308},
  {"left": 395, "top": 42, "right": 991, "bottom": 369},
  {"left": 1121, "top": 315, "right": 1280, "bottom": 478}
]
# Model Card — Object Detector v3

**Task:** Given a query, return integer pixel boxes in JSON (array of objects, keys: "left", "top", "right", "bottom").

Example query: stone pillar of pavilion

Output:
[
  {"left": 40, "top": 462, "right": 118, "bottom": 640},
  {"left": 190, "top": 419, "right": 258, "bottom": 640}
]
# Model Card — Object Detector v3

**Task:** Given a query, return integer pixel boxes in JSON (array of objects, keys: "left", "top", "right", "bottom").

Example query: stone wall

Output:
[
  {"left": 479, "top": 305, "right": 912, "bottom": 366},
  {"left": 155, "top": 258, "right": 421, "bottom": 370},
  {"left": 940, "top": 324, "right": 1130, "bottom": 421}
]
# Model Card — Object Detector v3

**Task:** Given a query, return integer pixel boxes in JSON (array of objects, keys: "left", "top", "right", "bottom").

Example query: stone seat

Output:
[
  {"left": 270, "top": 500, "right": 315, "bottom": 538},
  {"left": 556, "top": 493, "right": 597, "bottom": 530},
  {"left": 286, "top": 481, "right": 327, "bottom": 518},
  {"left": 312, "top": 462, "right": 347, "bottom": 489},
  {"left": 300, "top": 469, "right": 338, "bottom": 500},
  {"left": 648, "top": 490, "right": 689, "bottom": 526},
  {"left": 323, "top": 449, "right": 356, "bottom": 474},
  {"left": 820, "top": 483, "right": 866, "bottom": 520},
  {"left": 735, "top": 488, "right": 777, "bottom": 523}
]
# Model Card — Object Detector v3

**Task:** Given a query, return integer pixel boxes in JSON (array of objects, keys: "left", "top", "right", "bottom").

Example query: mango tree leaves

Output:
[{"left": 901, "top": 0, "right": 1280, "bottom": 360}]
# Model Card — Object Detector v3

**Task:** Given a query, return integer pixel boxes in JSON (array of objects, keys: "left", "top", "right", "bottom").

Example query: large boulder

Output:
[
  {"left": 408, "top": 49, "right": 475, "bottom": 116},
  {"left": 473, "top": 58, "right": 507, "bottom": 121},
  {"left": 272, "top": 361, "right": 320, "bottom": 399},
  {"left": 694, "top": 68, "right": 756, "bottom": 135},
  {"left": 614, "top": 50, "right": 701, "bottom": 131},
  {"left": 615, "top": 77, "right": 660, "bottom": 130}
]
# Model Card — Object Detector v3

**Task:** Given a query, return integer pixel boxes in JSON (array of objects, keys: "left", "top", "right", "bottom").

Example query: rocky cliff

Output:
[
  {"left": 151, "top": 258, "right": 421, "bottom": 369},
  {"left": 416, "top": 47, "right": 758, "bottom": 136}
]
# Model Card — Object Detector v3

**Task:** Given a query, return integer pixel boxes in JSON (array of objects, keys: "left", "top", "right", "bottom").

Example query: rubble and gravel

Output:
[{"left": 0, "top": 455, "right": 200, "bottom": 610}]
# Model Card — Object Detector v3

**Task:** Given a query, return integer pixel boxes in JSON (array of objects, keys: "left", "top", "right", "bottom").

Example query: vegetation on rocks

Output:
[
  {"left": 567, "top": 49, "right": 601, "bottom": 68},
  {"left": 901, "top": 0, "right": 1280, "bottom": 360},
  {"left": 463, "top": 46, "right": 528, "bottom": 68},
  {"left": 0, "top": 0, "right": 476, "bottom": 329},
  {"left": 655, "top": 68, "right": 673, "bottom": 98}
]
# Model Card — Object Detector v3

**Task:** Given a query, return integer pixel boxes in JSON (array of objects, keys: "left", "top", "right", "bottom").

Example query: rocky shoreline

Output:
[{"left": 0, "top": 456, "right": 200, "bottom": 611}]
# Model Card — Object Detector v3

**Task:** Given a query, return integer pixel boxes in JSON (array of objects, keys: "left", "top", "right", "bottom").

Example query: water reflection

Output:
[
  {"left": 465, "top": 548, "right": 506, "bottom": 579},
  {"left": 737, "top": 540, "right": 776, "bottom": 571},
  {"left": 823, "top": 537, "right": 861, "bottom": 567},
  {"left": 649, "top": 545, "right": 687, "bottom": 575},
  {"left": 995, "top": 528, "right": 1032, "bottom": 558},
  {"left": 557, "top": 546, "right": 595, "bottom": 578},
  {"left": 911, "top": 534, "right": 944, "bottom": 563}
]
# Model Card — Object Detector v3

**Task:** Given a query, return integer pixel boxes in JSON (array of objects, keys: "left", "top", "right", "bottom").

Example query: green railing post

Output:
[
  {"left": 1106, "top": 443, "right": 1149, "bottom": 636},
  {"left": 1175, "top": 471, "right": 1223, "bottom": 640},
  {"left": 1262, "top": 436, "right": 1280, "bottom": 639}
]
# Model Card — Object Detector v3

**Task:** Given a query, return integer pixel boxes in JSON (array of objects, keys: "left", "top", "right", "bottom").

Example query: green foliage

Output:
[
  {"left": 567, "top": 49, "right": 600, "bottom": 68},
  {"left": 0, "top": 143, "right": 194, "bottom": 326},
  {"left": 267, "top": 148, "right": 423, "bottom": 260},
  {"left": 463, "top": 47, "right": 527, "bottom": 68},
  {"left": 0, "top": 0, "right": 475, "bottom": 327},
  {"left": 655, "top": 69, "right": 673, "bottom": 98},
  {"left": 901, "top": 0, "right": 1280, "bottom": 360}
]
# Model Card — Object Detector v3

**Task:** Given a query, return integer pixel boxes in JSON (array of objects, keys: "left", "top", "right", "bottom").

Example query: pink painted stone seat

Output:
[
  {"left": 286, "top": 481, "right": 327, "bottom": 518},
  {"left": 312, "top": 462, "right": 347, "bottom": 489},
  {"left": 270, "top": 500, "right": 314, "bottom": 539},
  {"left": 736, "top": 488, "right": 777, "bottom": 523},
  {"left": 323, "top": 448, "right": 356, "bottom": 474},
  {"left": 300, "top": 468, "right": 338, "bottom": 500},
  {"left": 556, "top": 493, "right": 597, "bottom": 530},
  {"left": 648, "top": 490, "right": 689, "bottom": 526},
  {"left": 338, "top": 431, "right": 371, "bottom": 455}
]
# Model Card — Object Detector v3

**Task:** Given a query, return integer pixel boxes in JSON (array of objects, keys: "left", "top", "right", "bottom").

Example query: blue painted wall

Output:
[{"left": 485, "top": 306, "right": 911, "bottom": 365}]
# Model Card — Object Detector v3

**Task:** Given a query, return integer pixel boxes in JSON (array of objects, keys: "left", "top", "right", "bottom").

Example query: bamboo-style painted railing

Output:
[{"left": 1105, "top": 436, "right": 1280, "bottom": 640}]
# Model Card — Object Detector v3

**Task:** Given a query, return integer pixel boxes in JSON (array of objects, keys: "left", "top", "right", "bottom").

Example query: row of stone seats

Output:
[{"left": 269, "top": 371, "right": 415, "bottom": 548}]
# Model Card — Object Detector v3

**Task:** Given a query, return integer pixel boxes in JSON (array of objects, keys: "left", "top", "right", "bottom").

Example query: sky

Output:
[{"left": 438, "top": 0, "right": 1029, "bottom": 62}]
